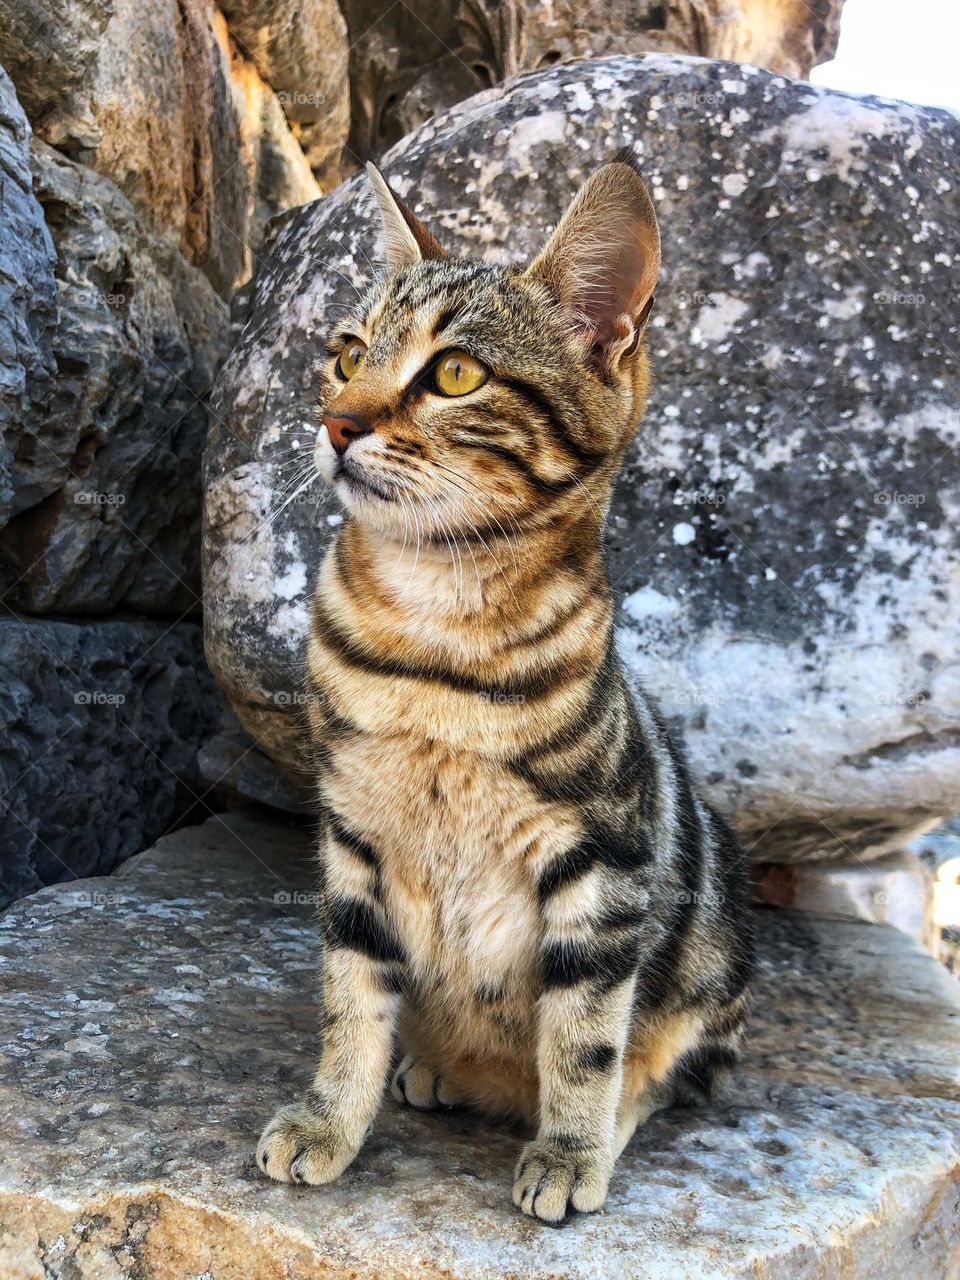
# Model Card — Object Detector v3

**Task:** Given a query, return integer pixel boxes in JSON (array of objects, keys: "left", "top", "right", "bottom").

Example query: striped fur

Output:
[{"left": 257, "top": 153, "right": 753, "bottom": 1221}]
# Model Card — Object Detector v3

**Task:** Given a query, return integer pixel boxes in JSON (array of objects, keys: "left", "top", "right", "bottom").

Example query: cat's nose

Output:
[{"left": 322, "top": 412, "right": 373, "bottom": 456}]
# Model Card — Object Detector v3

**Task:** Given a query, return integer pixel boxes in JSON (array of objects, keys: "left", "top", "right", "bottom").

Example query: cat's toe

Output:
[
  {"left": 256, "top": 1102, "right": 359, "bottom": 1185},
  {"left": 512, "top": 1140, "right": 610, "bottom": 1223},
  {"left": 391, "top": 1055, "right": 444, "bottom": 1109}
]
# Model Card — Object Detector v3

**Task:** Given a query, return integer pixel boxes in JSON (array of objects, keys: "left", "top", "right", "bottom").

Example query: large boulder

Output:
[
  {"left": 1, "top": 814, "right": 959, "bottom": 1278},
  {"left": 0, "top": 140, "right": 230, "bottom": 615},
  {"left": 0, "top": 618, "right": 221, "bottom": 907},
  {"left": 341, "top": 0, "right": 844, "bottom": 159},
  {"left": 204, "top": 55, "right": 960, "bottom": 862}
]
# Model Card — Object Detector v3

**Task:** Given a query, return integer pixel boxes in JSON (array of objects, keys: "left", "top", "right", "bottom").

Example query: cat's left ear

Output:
[
  {"left": 365, "top": 162, "right": 447, "bottom": 270},
  {"left": 525, "top": 148, "right": 660, "bottom": 372}
]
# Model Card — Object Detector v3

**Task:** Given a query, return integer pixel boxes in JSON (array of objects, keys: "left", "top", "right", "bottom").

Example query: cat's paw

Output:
[
  {"left": 512, "top": 1139, "right": 611, "bottom": 1223},
  {"left": 391, "top": 1055, "right": 460, "bottom": 1109},
  {"left": 256, "top": 1101, "right": 361, "bottom": 1185}
]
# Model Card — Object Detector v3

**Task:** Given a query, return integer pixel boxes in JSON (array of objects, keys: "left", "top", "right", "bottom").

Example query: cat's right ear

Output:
[
  {"left": 365, "top": 162, "right": 447, "bottom": 270},
  {"left": 525, "top": 148, "right": 660, "bottom": 373}
]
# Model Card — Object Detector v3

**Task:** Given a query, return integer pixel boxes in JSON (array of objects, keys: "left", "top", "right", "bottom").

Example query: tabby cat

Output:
[{"left": 256, "top": 151, "right": 753, "bottom": 1222}]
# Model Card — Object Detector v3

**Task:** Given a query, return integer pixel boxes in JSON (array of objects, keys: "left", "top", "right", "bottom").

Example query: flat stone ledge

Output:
[{"left": 1, "top": 813, "right": 958, "bottom": 1279}]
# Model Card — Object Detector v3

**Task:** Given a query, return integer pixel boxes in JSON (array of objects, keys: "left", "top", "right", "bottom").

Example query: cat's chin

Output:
[{"left": 333, "top": 464, "right": 396, "bottom": 508}]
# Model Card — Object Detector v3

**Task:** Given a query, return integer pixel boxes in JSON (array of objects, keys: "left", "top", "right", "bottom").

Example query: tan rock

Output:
[
  {"left": 0, "top": 0, "right": 319, "bottom": 296},
  {"left": 212, "top": 10, "right": 322, "bottom": 273},
  {"left": 1, "top": 813, "right": 959, "bottom": 1277},
  {"left": 217, "top": 0, "right": 351, "bottom": 188},
  {"left": 342, "top": 0, "right": 845, "bottom": 158}
]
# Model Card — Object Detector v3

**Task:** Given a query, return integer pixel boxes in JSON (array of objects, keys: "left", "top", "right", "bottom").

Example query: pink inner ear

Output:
[{"left": 574, "top": 241, "right": 648, "bottom": 349}]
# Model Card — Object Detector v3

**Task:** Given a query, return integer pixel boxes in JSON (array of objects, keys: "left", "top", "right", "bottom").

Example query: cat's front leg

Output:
[
  {"left": 258, "top": 826, "right": 404, "bottom": 1185},
  {"left": 514, "top": 862, "right": 640, "bottom": 1222}
]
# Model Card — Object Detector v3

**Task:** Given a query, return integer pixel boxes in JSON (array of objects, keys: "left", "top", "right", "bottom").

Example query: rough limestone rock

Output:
[
  {"left": 213, "top": 11, "right": 323, "bottom": 263},
  {"left": 342, "top": 0, "right": 844, "bottom": 158},
  {"left": 0, "top": 619, "right": 221, "bottom": 908},
  {"left": 1, "top": 812, "right": 958, "bottom": 1277},
  {"left": 0, "top": 0, "right": 320, "bottom": 296},
  {"left": 0, "top": 0, "right": 111, "bottom": 147},
  {"left": 203, "top": 56, "right": 960, "bottom": 862},
  {"left": 0, "top": 140, "right": 230, "bottom": 615},
  {"left": 0, "top": 67, "right": 58, "bottom": 529},
  {"left": 217, "top": 0, "right": 350, "bottom": 188}
]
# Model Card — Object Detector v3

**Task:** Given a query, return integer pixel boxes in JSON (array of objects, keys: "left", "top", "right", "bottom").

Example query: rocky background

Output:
[{"left": 14, "top": 0, "right": 955, "bottom": 907}]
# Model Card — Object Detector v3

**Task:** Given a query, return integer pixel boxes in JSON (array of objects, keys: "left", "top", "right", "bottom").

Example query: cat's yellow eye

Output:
[
  {"left": 336, "top": 337, "right": 367, "bottom": 380},
  {"left": 433, "top": 350, "right": 488, "bottom": 397}
]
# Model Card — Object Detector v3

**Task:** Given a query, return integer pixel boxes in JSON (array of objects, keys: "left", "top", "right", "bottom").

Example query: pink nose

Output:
[{"left": 322, "top": 412, "right": 372, "bottom": 455}]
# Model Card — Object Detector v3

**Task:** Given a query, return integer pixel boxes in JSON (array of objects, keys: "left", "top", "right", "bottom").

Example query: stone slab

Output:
[{"left": 1, "top": 813, "right": 958, "bottom": 1278}]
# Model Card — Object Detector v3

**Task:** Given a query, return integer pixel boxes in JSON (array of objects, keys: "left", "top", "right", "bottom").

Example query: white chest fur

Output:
[{"left": 322, "top": 730, "right": 575, "bottom": 1012}]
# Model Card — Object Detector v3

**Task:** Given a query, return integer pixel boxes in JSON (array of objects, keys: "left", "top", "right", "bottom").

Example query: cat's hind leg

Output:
[{"left": 615, "top": 994, "right": 749, "bottom": 1156}]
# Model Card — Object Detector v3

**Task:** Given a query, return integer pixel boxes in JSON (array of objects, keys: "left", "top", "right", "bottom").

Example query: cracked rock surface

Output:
[
  {"left": 204, "top": 55, "right": 960, "bottom": 861},
  {"left": 1, "top": 812, "right": 958, "bottom": 1278},
  {"left": 0, "top": 618, "right": 221, "bottom": 906}
]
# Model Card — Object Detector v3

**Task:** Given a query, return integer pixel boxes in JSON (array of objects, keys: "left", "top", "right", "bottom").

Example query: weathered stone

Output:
[
  {"left": 0, "top": 140, "right": 230, "bottom": 615},
  {"left": 197, "top": 712, "right": 314, "bottom": 813},
  {"left": 342, "top": 0, "right": 845, "bottom": 158},
  {"left": 213, "top": 11, "right": 323, "bottom": 264},
  {"left": 0, "top": 0, "right": 320, "bottom": 296},
  {"left": 914, "top": 818, "right": 960, "bottom": 976},
  {"left": 0, "top": 618, "right": 222, "bottom": 907},
  {"left": 203, "top": 56, "right": 960, "bottom": 862},
  {"left": 0, "top": 0, "right": 111, "bottom": 147},
  {"left": 753, "top": 850, "right": 938, "bottom": 950},
  {"left": 1, "top": 812, "right": 958, "bottom": 1277},
  {"left": 217, "top": 0, "right": 350, "bottom": 188},
  {"left": 76, "top": 0, "right": 249, "bottom": 296},
  {"left": 0, "top": 67, "right": 58, "bottom": 528}
]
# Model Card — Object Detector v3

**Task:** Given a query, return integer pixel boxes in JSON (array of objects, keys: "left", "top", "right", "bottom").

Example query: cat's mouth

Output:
[{"left": 334, "top": 458, "right": 396, "bottom": 504}]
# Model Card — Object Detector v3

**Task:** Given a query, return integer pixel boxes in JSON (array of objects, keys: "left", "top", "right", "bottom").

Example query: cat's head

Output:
[{"left": 314, "top": 150, "right": 660, "bottom": 541}]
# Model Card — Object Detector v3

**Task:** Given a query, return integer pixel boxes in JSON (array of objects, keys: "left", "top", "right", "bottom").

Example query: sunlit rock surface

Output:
[{"left": 2, "top": 813, "right": 958, "bottom": 1277}]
